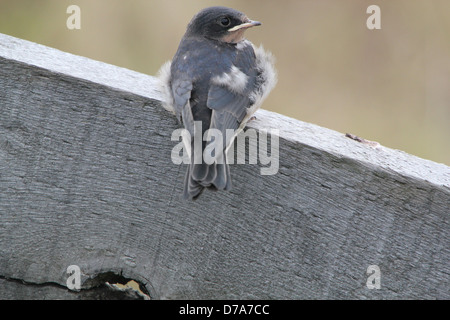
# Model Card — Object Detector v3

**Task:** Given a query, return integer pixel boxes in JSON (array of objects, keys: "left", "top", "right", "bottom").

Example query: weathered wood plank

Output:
[{"left": 0, "top": 33, "right": 449, "bottom": 299}]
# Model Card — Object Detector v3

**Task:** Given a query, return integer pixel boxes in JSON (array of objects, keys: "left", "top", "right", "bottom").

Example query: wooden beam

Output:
[{"left": 1, "top": 33, "right": 449, "bottom": 299}]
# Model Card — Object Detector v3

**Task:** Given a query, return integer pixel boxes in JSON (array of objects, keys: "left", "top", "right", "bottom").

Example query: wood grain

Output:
[{"left": 0, "top": 33, "right": 449, "bottom": 299}]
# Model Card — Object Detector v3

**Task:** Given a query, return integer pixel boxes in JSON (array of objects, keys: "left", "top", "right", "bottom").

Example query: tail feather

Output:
[
  {"left": 183, "top": 162, "right": 232, "bottom": 200},
  {"left": 183, "top": 166, "right": 204, "bottom": 200}
]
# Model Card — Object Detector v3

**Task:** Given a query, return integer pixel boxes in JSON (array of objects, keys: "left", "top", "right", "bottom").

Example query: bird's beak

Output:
[{"left": 228, "top": 20, "right": 262, "bottom": 32}]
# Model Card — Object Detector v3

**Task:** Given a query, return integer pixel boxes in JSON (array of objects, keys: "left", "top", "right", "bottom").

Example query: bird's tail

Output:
[{"left": 183, "top": 162, "right": 232, "bottom": 200}]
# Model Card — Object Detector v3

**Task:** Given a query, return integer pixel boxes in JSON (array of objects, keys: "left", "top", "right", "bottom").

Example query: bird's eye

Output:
[{"left": 220, "top": 17, "right": 231, "bottom": 27}]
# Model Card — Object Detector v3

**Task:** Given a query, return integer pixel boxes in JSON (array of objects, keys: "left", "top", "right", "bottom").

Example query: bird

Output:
[{"left": 158, "top": 6, "right": 277, "bottom": 200}]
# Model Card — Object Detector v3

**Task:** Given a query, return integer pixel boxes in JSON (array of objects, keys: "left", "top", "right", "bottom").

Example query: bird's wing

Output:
[
  {"left": 171, "top": 78, "right": 194, "bottom": 134},
  {"left": 206, "top": 46, "right": 258, "bottom": 148},
  {"left": 187, "top": 84, "right": 250, "bottom": 192},
  {"left": 207, "top": 83, "right": 252, "bottom": 153}
]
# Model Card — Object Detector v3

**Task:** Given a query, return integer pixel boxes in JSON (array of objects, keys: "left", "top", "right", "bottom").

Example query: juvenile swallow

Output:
[{"left": 159, "top": 6, "right": 277, "bottom": 199}]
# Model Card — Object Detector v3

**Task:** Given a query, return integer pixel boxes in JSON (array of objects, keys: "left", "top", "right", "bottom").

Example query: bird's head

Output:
[{"left": 185, "top": 6, "right": 261, "bottom": 44}]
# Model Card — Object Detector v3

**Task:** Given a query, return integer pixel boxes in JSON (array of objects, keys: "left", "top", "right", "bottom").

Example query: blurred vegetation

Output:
[{"left": 0, "top": 0, "right": 448, "bottom": 165}]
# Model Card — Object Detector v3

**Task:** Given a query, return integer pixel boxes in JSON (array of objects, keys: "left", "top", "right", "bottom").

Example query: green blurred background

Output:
[{"left": 1, "top": 0, "right": 448, "bottom": 165}]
